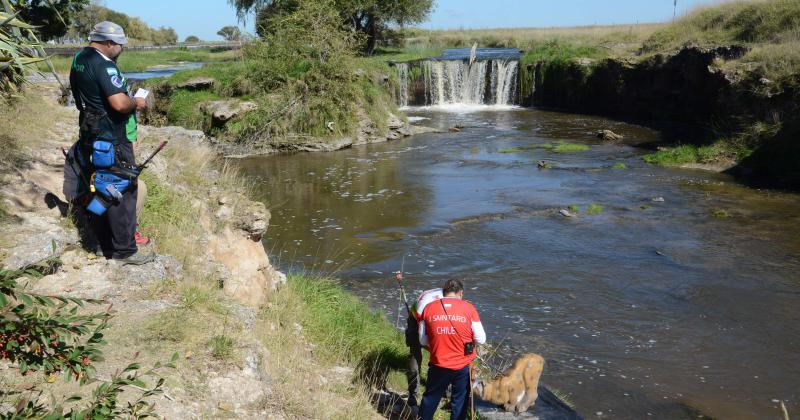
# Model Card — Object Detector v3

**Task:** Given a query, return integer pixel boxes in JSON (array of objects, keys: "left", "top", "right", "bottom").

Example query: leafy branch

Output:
[{"left": 1, "top": 257, "right": 177, "bottom": 418}]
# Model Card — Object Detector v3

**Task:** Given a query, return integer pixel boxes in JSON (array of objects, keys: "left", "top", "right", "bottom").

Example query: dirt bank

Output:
[{"left": 523, "top": 45, "right": 800, "bottom": 188}]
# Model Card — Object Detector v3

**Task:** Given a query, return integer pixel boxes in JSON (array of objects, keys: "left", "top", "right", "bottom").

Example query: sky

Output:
[{"left": 104, "top": 0, "right": 729, "bottom": 41}]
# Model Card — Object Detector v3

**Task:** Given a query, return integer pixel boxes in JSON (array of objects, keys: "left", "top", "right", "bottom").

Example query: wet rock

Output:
[
  {"left": 356, "top": 111, "right": 379, "bottom": 143},
  {"left": 177, "top": 77, "right": 215, "bottom": 90},
  {"left": 386, "top": 113, "right": 411, "bottom": 139},
  {"left": 559, "top": 209, "right": 577, "bottom": 218},
  {"left": 475, "top": 386, "right": 582, "bottom": 420},
  {"left": 596, "top": 129, "right": 624, "bottom": 141},
  {"left": 537, "top": 160, "right": 552, "bottom": 169},
  {"left": 652, "top": 197, "right": 665, "bottom": 203},
  {"left": 202, "top": 100, "right": 257, "bottom": 128}
]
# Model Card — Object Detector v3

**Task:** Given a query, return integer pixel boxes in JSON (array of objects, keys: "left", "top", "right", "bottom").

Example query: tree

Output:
[
  {"left": 217, "top": 25, "right": 241, "bottom": 41},
  {"left": 13, "top": 0, "right": 89, "bottom": 41},
  {"left": 72, "top": 2, "right": 107, "bottom": 38},
  {"left": 232, "top": 0, "right": 434, "bottom": 54},
  {"left": 185, "top": 35, "right": 200, "bottom": 43},
  {"left": 151, "top": 26, "right": 177, "bottom": 45},
  {"left": 124, "top": 16, "right": 153, "bottom": 41}
]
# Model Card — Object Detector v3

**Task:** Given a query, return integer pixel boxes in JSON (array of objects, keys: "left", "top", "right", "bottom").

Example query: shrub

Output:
[
  {"left": 233, "top": 0, "right": 395, "bottom": 143},
  {"left": 0, "top": 257, "right": 174, "bottom": 417}
]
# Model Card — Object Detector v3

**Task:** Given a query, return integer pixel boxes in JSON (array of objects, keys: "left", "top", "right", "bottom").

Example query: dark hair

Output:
[{"left": 442, "top": 278, "right": 464, "bottom": 295}]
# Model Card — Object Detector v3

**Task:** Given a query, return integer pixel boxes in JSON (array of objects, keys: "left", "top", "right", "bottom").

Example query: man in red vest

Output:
[{"left": 418, "top": 279, "right": 486, "bottom": 420}]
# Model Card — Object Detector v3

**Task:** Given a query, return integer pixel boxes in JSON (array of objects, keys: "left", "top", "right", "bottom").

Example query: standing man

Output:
[
  {"left": 69, "top": 21, "right": 153, "bottom": 265},
  {"left": 406, "top": 285, "right": 444, "bottom": 408},
  {"left": 419, "top": 279, "right": 486, "bottom": 420}
]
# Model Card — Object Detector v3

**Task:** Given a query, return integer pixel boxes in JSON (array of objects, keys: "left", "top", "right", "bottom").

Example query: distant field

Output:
[
  {"left": 399, "top": 0, "right": 800, "bottom": 78},
  {"left": 38, "top": 47, "right": 241, "bottom": 74},
  {"left": 401, "top": 24, "right": 665, "bottom": 63}
]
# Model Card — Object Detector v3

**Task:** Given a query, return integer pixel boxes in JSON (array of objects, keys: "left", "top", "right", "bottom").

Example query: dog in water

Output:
[{"left": 472, "top": 353, "right": 545, "bottom": 413}]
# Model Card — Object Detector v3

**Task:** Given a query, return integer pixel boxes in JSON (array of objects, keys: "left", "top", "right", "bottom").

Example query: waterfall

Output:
[
  {"left": 395, "top": 58, "right": 519, "bottom": 107},
  {"left": 396, "top": 62, "right": 409, "bottom": 107},
  {"left": 423, "top": 60, "right": 489, "bottom": 105},
  {"left": 492, "top": 60, "right": 519, "bottom": 105}
]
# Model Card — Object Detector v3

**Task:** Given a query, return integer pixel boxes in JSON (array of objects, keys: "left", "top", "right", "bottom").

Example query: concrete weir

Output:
[{"left": 392, "top": 48, "right": 524, "bottom": 107}]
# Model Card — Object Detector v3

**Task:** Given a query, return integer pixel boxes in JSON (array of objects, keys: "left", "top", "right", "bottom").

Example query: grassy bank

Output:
[
  {"left": 142, "top": 56, "right": 399, "bottom": 141},
  {"left": 259, "top": 274, "right": 415, "bottom": 417},
  {"left": 641, "top": 0, "right": 800, "bottom": 79}
]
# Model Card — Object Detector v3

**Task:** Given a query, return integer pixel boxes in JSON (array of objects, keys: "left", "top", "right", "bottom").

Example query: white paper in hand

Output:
[{"left": 134, "top": 88, "right": 150, "bottom": 99}]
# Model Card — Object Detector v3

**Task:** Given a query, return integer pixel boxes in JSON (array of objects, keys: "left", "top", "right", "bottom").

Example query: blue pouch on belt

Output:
[
  {"left": 91, "top": 140, "right": 115, "bottom": 169},
  {"left": 94, "top": 170, "right": 131, "bottom": 199},
  {"left": 86, "top": 170, "right": 132, "bottom": 216}
]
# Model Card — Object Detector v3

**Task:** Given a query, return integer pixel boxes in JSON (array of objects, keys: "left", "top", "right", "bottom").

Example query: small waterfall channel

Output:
[{"left": 393, "top": 48, "right": 523, "bottom": 107}]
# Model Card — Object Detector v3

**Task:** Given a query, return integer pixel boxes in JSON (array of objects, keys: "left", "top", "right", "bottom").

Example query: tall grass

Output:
[
  {"left": 268, "top": 274, "right": 408, "bottom": 367},
  {"left": 643, "top": 0, "right": 800, "bottom": 52},
  {"left": 256, "top": 274, "right": 410, "bottom": 418}
]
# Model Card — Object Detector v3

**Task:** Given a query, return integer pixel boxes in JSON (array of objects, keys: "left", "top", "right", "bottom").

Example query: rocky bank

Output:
[{"left": 0, "top": 84, "right": 377, "bottom": 418}]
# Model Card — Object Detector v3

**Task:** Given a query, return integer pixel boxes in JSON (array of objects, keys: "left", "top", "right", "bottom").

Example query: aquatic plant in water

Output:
[{"left": 586, "top": 203, "right": 604, "bottom": 215}]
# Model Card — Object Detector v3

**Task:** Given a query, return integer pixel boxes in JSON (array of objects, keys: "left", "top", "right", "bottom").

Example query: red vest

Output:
[{"left": 422, "top": 297, "right": 480, "bottom": 370}]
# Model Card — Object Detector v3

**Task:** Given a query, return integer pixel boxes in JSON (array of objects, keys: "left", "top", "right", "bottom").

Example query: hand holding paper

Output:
[{"left": 134, "top": 88, "right": 150, "bottom": 99}]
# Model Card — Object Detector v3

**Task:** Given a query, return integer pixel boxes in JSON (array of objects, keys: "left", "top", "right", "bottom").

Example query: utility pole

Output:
[{"left": 673, "top": 0, "right": 678, "bottom": 22}]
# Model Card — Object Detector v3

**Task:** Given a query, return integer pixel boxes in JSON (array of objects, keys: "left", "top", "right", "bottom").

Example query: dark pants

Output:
[
  {"left": 89, "top": 140, "right": 137, "bottom": 259},
  {"left": 419, "top": 364, "right": 471, "bottom": 420},
  {"left": 405, "top": 315, "right": 423, "bottom": 406}
]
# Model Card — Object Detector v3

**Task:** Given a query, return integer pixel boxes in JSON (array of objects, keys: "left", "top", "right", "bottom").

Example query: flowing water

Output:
[
  {"left": 236, "top": 107, "right": 800, "bottom": 419},
  {"left": 125, "top": 62, "right": 204, "bottom": 80},
  {"left": 397, "top": 57, "right": 519, "bottom": 107}
]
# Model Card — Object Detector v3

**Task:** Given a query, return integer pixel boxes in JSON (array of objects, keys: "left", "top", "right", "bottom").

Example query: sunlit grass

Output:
[{"left": 553, "top": 142, "right": 589, "bottom": 153}]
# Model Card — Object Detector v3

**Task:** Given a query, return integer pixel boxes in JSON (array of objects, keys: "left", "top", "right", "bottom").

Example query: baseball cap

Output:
[{"left": 89, "top": 21, "right": 128, "bottom": 45}]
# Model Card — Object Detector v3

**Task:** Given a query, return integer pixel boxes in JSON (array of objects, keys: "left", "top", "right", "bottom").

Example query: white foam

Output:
[{"left": 405, "top": 104, "right": 521, "bottom": 113}]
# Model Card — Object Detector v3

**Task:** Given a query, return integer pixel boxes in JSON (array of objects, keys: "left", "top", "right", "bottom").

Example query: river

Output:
[{"left": 235, "top": 106, "right": 800, "bottom": 419}]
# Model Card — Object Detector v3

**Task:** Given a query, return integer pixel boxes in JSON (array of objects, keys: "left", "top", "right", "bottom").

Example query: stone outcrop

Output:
[
  {"left": 208, "top": 192, "right": 286, "bottom": 307},
  {"left": 177, "top": 76, "right": 215, "bottom": 90},
  {"left": 139, "top": 125, "right": 286, "bottom": 307},
  {"left": 201, "top": 99, "right": 258, "bottom": 130}
]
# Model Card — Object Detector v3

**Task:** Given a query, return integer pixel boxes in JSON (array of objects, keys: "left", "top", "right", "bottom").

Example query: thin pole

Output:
[
  {"left": 673, "top": 0, "right": 677, "bottom": 22},
  {"left": 470, "top": 363, "right": 475, "bottom": 419}
]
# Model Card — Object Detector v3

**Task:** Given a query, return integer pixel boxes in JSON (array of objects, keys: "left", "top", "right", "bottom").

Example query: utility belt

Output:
[{"left": 86, "top": 140, "right": 140, "bottom": 216}]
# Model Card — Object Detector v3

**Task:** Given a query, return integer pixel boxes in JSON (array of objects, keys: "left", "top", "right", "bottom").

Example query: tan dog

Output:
[{"left": 472, "top": 353, "right": 545, "bottom": 413}]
